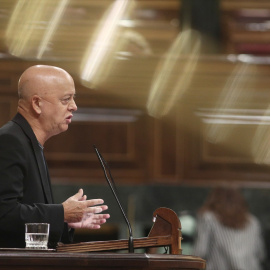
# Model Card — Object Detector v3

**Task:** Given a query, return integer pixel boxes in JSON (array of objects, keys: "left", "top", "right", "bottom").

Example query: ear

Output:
[{"left": 31, "top": 95, "right": 42, "bottom": 114}]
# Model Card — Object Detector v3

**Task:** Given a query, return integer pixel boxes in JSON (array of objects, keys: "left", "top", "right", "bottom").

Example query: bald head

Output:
[
  {"left": 18, "top": 65, "right": 73, "bottom": 100},
  {"left": 17, "top": 64, "right": 77, "bottom": 144}
]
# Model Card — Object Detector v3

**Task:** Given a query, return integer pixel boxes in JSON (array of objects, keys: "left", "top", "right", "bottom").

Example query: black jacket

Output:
[{"left": 0, "top": 113, "right": 73, "bottom": 248}]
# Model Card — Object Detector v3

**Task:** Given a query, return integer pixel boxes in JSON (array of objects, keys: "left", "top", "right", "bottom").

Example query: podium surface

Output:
[{"left": 0, "top": 250, "right": 206, "bottom": 270}]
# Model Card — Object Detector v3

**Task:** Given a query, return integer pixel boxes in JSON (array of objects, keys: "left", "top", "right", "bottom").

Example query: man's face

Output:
[{"left": 39, "top": 76, "right": 77, "bottom": 136}]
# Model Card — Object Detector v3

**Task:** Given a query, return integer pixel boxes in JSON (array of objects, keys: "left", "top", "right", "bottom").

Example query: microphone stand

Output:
[{"left": 93, "top": 145, "right": 134, "bottom": 253}]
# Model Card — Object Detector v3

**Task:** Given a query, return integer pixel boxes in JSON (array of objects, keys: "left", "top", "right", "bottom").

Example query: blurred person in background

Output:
[{"left": 193, "top": 185, "right": 266, "bottom": 270}]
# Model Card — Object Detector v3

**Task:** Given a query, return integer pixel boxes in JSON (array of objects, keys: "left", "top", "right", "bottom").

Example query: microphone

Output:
[{"left": 93, "top": 145, "right": 134, "bottom": 253}]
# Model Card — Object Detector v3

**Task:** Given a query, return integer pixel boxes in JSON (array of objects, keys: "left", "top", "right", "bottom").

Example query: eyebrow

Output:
[{"left": 62, "top": 93, "right": 76, "bottom": 98}]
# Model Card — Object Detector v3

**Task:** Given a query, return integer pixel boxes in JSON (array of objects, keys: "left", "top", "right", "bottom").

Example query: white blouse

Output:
[{"left": 193, "top": 211, "right": 266, "bottom": 270}]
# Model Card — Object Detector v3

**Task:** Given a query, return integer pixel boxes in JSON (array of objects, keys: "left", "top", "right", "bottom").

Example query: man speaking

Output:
[{"left": 0, "top": 65, "right": 110, "bottom": 248}]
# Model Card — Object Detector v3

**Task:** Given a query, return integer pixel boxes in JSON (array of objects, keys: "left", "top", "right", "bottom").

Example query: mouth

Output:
[{"left": 66, "top": 115, "right": 73, "bottom": 123}]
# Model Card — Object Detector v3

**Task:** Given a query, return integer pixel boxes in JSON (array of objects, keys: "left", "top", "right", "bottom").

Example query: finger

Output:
[
  {"left": 79, "top": 195, "right": 87, "bottom": 201},
  {"left": 89, "top": 224, "right": 101, "bottom": 229},
  {"left": 84, "top": 218, "right": 108, "bottom": 227},
  {"left": 88, "top": 219, "right": 107, "bottom": 225},
  {"left": 99, "top": 205, "right": 108, "bottom": 211},
  {"left": 85, "top": 199, "right": 104, "bottom": 207},
  {"left": 85, "top": 213, "right": 110, "bottom": 220},
  {"left": 85, "top": 205, "right": 108, "bottom": 214},
  {"left": 72, "top": 188, "right": 84, "bottom": 200},
  {"left": 86, "top": 206, "right": 102, "bottom": 214},
  {"left": 94, "top": 213, "right": 110, "bottom": 220}
]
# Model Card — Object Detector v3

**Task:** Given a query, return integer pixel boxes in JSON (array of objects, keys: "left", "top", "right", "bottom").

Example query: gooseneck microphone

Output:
[{"left": 93, "top": 145, "right": 134, "bottom": 253}]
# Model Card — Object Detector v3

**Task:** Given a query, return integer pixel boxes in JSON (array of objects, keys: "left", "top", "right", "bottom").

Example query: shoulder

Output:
[
  {"left": 0, "top": 121, "right": 21, "bottom": 139},
  {"left": 0, "top": 119, "right": 29, "bottom": 151},
  {"left": 247, "top": 214, "right": 261, "bottom": 228},
  {"left": 0, "top": 113, "right": 34, "bottom": 143},
  {"left": 0, "top": 114, "right": 25, "bottom": 134}
]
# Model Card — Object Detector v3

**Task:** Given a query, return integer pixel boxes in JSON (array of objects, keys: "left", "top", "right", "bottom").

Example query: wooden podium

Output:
[
  {"left": 0, "top": 208, "right": 206, "bottom": 270},
  {"left": 0, "top": 251, "right": 206, "bottom": 270},
  {"left": 57, "top": 207, "right": 183, "bottom": 254}
]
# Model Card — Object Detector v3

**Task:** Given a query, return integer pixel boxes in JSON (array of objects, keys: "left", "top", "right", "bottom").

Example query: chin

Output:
[
  {"left": 56, "top": 125, "right": 69, "bottom": 135},
  {"left": 62, "top": 125, "right": 69, "bottom": 132}
]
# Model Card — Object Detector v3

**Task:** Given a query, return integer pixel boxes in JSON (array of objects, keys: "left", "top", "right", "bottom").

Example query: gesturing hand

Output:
[
  {"left": 62, "top": 189, "right": 110, "bottom": 228},
  {"left": 68, "top": 212, "right": 110, "bottom": 229}
]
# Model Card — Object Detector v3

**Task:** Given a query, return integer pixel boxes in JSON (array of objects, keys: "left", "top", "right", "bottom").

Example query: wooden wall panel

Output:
[
  {"left": 201, "top": 124, "right": 255, "bottom": 164},
  {"left": 0, "top": 98, "right": 17, "bottom": 126},
  {"left": 44, "top": 107, "right": 150, "bottom": 184},
  {"left": 180, "top": 108, "right": 270, "bottom": 183},
  {"left": 151, "top": 113, "right": 178, "bottom": 182}
]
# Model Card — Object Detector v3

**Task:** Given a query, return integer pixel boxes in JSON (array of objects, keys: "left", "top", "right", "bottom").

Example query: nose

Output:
[{"left": 69, "top": 98, "right": 78, "bottom": 112}]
